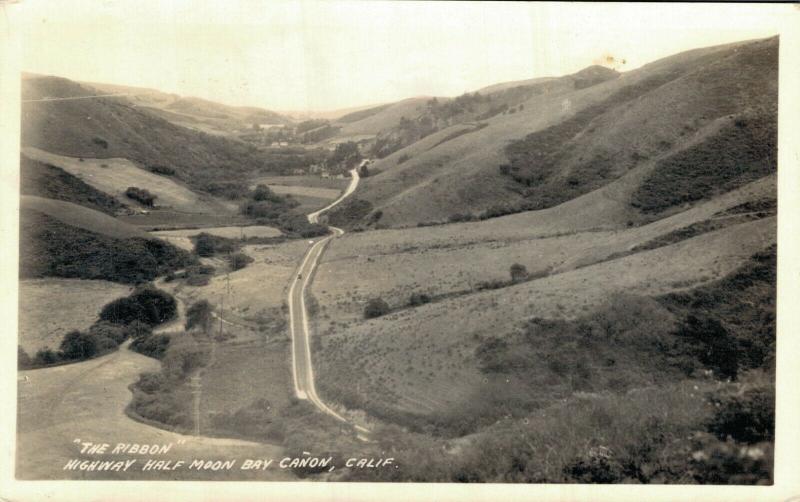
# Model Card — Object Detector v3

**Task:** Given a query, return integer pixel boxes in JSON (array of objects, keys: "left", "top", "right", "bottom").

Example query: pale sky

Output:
[{"left": 15, "top": 1, "right": 785, "bottom": 113}]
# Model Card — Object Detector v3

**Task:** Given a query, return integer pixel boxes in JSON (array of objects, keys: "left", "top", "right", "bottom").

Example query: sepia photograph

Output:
[{"left": 1, "top": 1, "right": 799, "bottom": 500}]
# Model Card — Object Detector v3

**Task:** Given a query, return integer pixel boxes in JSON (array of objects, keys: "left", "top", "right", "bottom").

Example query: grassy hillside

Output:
[
  {"left": 23, "top": 147, "right": 234, "bottom": 214},
  {"left": 21, "top": 76, "right": 285, "bottom": 194},
  {"left": 20, "top": 155, "right": 124, "bottom": 215},
  {"left": 21, "top": 195, "right": 147, "bottom": 239},
  {"left": 332, "top": 36, "right": 777, "bottom": 229},
  {"left": 313, "top": 214, "right": 774, "bottom": 424}
]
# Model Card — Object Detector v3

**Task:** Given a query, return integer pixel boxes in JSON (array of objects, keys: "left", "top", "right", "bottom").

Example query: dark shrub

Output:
[
  {"left": 510, "top": 263, "right": 529, "bottom": 283},
  {"left": 182, "top": 264, "right": 215, "bottom": 286},
  {"left": 707, "top": 384, "right": 774, "bottom": 444},
  {"left": 34, "top": 348, "right": 59, "bottom": 366},
  {"left": 125, "top": 186, "right": 157, "bottom": 207},
  {"left": 131, "top": 333, "right": 171, "bottom": 360},
  {"left": 127, "top": 319, "right": 153, "bottom": 340},
  {"left": 136, "top": 372, "right": 166, "bottom": 393},
  {"left": 59, "top": 330, "right": 99, "bottom": 360},
  {"left": 675, "top": 315, "right": 739, "bottom": 380},
  {"left": 202, "top": 180, "right": 251, "bottom": 200},
  {"left": 563, "top": 447, "right": 625, "bottom": 483},
  {"left": 147, "top": 164, "right": 176, "bottom": 176},
  {"left": 193, "top": 232, "right": 237, "bottom": 257},
  {"left": 88, "top": 321, "right": 130, "bottom": 345},
  {"left": 228, "top": 252, "right": 254, "bottom": 271},
  {"left": 409, "top": 293, "right": 432, "bottom": 306},
  {"left": 99, "top": 285, "right": 177, "bottom": 326},
  {"left": 186, "top": 300, "right": 213, "bottom": 333},
  {"left": 252, "top": 184, "right": 276, "bottom": 202},
  {"left": 364, "top": 297, "right": 390, "bottom": 319},
  {"left": 276, "top": 213, "right": 328, "bottom": 237},
  {"left": 92, "top": 136, "right": 109, "bottom": 149}
]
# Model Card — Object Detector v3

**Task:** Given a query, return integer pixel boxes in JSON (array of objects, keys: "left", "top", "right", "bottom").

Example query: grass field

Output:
[
  {"left": 18, "top": 278, "right": 132, "bottom": 354},
  {"left": 200, "top": 340, "right": 294, "bottom": 435},
  {"left": 172, "top": 240, "right": 309, "bottom": 323},
  {"left": 23, "top": 147, "right": 235, "bottom": 214},
  {"left": 16, "top": 345, "right": 291, "bottom": 480}
]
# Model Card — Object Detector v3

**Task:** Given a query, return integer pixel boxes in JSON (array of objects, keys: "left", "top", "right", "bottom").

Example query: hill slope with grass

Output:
[
  {"left": 329, "top": 37, "right": 776, "bottom": 229},
  {"left": 22, "top": 147, "right": 234, "bottom": 214},
  {"left": 21, "top": 75, "right": 283, "bottom": 195},
  {"left": 304, "top": 37, "right": 777, "bottom": 484},
  {"left": 20, "top": 155, "right": 125, "bottom": 215}
]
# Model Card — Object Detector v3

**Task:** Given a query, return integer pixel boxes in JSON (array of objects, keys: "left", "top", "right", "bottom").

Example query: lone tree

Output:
[
  {"left": 252, "top": 184, "right": 274, "bottom": 202},
  {"left": 359, "top": 163, "right": 370, "bottom": 178},
  {"left": 186, "top": 300, "right": 213, "bottom": 333},
  {"left": 99, "top": 285, "right": 177, "bottom": 326},
  {"left": 510, "top": 263, "right": 529, "bottom": 283},
  {"left": 125, "top": 186, "right": 157, "bottom": 207},
  {"left": 364, "top": 297, "right": 390, "bottom": 319}
]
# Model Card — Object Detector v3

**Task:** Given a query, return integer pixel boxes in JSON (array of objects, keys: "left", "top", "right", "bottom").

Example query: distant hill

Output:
[
  {"left": 21, "top": 75, "right": 286, "bottom": 194},
  {"left": 76, "top": 78, "right": 293, "bottom": 133},
  {"left": 330, "top": 37, "right": 777, "bottom": 229}
]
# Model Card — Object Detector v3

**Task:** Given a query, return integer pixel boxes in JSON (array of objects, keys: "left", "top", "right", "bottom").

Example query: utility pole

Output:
[{"left": 219, "top": 294, "right": 224, "bottom": 339}]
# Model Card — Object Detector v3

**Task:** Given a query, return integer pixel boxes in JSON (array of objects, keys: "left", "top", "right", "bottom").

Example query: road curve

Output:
[{"left": 287, "top": 167, "right": 369, "bottom": 433}]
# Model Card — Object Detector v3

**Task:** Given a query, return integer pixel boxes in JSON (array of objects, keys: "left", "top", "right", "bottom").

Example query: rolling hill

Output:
[
  {"left": 328, "top": 36, "right": 777, "bottom": 230},
  {"left": 78, "top": 78, "right": 293, "bottom": 134},
  {"left": 21, "top": 75, "right": 284, "bottom": 195}
]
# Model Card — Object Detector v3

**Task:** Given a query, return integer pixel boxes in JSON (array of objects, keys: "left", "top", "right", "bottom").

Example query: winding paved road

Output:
[{"left": 288, "top": 166, "right": 369, "bottom": 434}]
